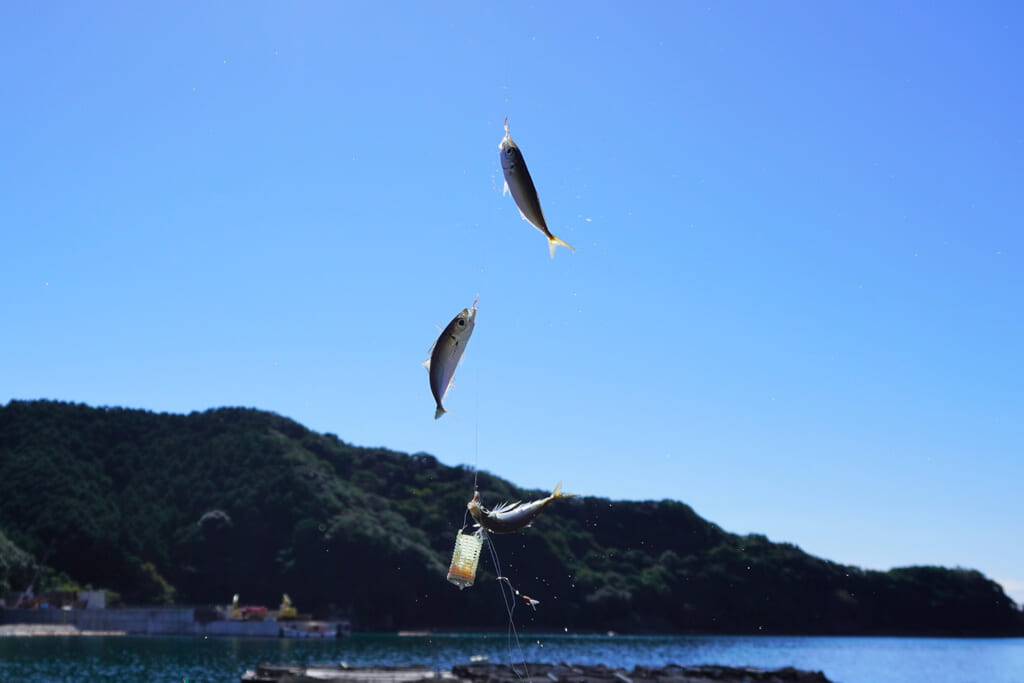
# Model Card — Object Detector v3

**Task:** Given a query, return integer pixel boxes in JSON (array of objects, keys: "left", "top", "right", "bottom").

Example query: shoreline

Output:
[{"left": 3, "top": 622, "right": 1023, "bottom": 640}]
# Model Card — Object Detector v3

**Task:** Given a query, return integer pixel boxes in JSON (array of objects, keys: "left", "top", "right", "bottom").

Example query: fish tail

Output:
[
  {"left": 436, "top": 406, "right": 463, "bottom": 422},
  {"left": 552, "top": 481, "right": 579, "bottom": 499},
  {"left": 547, "top": 234, "right": 575, "bottom": 259}
]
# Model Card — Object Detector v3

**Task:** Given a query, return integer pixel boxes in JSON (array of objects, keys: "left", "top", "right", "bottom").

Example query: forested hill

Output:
[{"left": 0, "top": 400, "right": 1021, "bottom": 635}]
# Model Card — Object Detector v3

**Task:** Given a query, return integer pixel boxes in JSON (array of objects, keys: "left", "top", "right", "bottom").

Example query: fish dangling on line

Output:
[
  {"left": 423, "top": 300, "right": 477, "bottom": 419},
  {"left": 499, "top": 117, "right": 574, "bottom": 259},
  {"left": 468, "top": 481, "right": 578, "bottom": 534}
]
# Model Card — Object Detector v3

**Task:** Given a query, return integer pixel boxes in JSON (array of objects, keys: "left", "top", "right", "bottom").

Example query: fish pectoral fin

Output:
[
  {"left": 425, "top": 336, "right": 439, "bottom": 361},
  {"left": 503, "top": 180, "right": 509, "bottom": 196},
  {"left": 422, "top": 358, "right": 431, "bottom": 371}
]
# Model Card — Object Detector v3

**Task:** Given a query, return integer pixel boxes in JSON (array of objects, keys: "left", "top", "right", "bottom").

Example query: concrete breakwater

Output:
[
  {"left": 242, "top": 663, "right": 834, "bottom": 683},
  {"left": 1, "top": 607, "right": 280, "bottom": 636},
  {"left": 0, "top": 623, "right": 126, "bottom": 637}
]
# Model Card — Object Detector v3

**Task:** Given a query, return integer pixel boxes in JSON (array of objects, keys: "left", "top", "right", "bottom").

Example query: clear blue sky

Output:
[{"left": 3, "top": 1, "right": 1022, "bottom": 604}]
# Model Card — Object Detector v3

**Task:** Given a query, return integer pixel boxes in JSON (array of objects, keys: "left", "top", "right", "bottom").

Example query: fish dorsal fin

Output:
[
  {"left": 423, "top": 331, "right": 441, "bottom": 368},
  {"left": 491, "top": 500, "right": 522, "bottom": 514}
]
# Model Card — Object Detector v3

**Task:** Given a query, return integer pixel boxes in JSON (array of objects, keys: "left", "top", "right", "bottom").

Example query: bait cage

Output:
[{"left": 446, "top": 530, "right": 483, "bottom": 589}]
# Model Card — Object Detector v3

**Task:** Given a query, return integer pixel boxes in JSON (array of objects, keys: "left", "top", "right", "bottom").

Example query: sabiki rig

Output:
[{"left": 468, "top": 481, "right": 578, "bottom": 534}]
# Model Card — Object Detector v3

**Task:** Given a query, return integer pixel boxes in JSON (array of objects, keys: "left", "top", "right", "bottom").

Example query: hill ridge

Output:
[{"left": 1, "top": 399, "right": 1021, "bottom": 635}]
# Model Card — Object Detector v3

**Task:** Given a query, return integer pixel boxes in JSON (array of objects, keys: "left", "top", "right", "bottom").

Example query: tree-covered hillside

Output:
[
  {"left": 0, "top": 400, "right": 1020, "bottom": 635},
  {"left": 0, "top": 529, "right": 34, "bottom": 598}
]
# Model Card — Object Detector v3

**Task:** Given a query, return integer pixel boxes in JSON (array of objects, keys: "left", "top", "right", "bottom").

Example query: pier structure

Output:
[{"left": 0, "top": 607, "right": 346, "bottom": 637}]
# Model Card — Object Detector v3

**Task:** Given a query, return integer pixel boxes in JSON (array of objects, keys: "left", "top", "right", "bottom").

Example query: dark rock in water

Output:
[
  {"left": 629, "top": 664, "right": 829, "bottom": 682},
  {"left": 242, "top": 663, "right": 833, "bottom": 683},
  {"left": 452, "top": 663, "right": 831, "bottom": 683},
  {"left": 629, "top": 664, "right": 830, "bottom": 682}
]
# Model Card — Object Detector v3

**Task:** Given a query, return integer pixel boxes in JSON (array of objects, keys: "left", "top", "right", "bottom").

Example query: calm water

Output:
[{"left": 0, "top": 633, "right": 1022, "bottom": 683}]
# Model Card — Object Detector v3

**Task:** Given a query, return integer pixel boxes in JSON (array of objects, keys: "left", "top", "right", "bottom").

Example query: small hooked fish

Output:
[
  {"left": 423, "top": 300, "right": 477, "bottom": 419},
  {"left": 499, "top": 117, "right": 574, "bottom": 259},
  {"left": 468, "top": 481, "right": 578, "bottom": 534}
]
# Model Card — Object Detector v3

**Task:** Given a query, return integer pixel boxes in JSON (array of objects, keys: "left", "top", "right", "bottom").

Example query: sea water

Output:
[{"left": 0, "top": 633, "right": 1022, "bottom": 683}]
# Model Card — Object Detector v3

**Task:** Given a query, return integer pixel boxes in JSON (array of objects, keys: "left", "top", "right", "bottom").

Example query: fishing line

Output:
[
  {"left": 473, "top": 374, "right": 480, "bottom": 493},
  {"left": 502, "top": 46, "right": 512, "bottom": 112},
  {"left": 455, "top": 49, "right": 531, "bottom": 680},
  {"left": 483, "top": 530, "right": 532, "bottom": 683}
]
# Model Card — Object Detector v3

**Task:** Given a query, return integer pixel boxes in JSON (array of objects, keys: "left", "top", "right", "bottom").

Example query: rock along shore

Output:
[{"left": 241, "top": 662, "right": 833, "bottom": 683}]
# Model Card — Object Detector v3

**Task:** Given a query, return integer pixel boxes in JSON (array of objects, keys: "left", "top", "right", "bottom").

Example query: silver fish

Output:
[
  {"left": 423, "top": 301, "right": 477, "bottom": 419},
  {"left": 499, "top": 117, "right": 574, "bottom": 259},
  {"left": 468, "top": 481, "right": 578, "bottom": 534}
]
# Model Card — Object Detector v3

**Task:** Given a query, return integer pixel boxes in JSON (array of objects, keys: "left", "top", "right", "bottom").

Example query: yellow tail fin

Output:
[
  {"left": 552, "top": 481, "right": 579, "bottom": 499},
  {"left": 548, "top": 234, "right": 575, "bottom": 259}
]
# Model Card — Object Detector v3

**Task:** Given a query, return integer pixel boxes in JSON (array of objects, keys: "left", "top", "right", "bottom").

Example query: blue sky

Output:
[{"left": 3, "top": 1, "right": 1022, "bottom": 604}]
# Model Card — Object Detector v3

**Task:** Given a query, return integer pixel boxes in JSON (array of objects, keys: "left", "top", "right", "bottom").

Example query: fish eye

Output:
[
  {"left": 458, "top": 319, "right": 465, "bottom": 326},
  {"left": 504, "top": 147, "right": 515, "bottom": 157}
]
